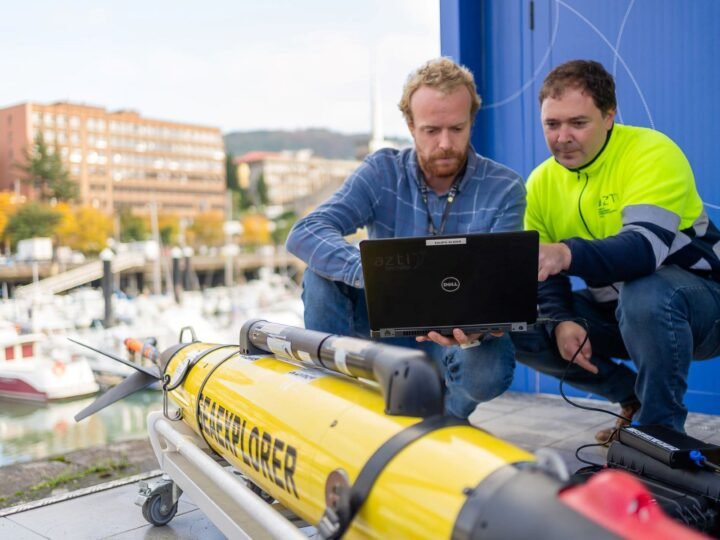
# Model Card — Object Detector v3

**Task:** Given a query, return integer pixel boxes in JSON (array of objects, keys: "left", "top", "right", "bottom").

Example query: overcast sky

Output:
[{"left": 0, "top": 0, "right": 440, "bottom": 137}]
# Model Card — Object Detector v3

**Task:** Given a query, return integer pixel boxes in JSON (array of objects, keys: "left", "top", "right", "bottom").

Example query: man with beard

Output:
[
  {"left": 286, "top": 57, "right": 526, "bottom": 418},
  {"left": 510, "top": 59, "right": 720, "bottom": 441}
]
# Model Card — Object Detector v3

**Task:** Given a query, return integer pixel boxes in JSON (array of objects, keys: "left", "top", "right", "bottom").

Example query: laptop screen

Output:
[{"left": 359, "top": 231, "right": 539, "bottom": 337}]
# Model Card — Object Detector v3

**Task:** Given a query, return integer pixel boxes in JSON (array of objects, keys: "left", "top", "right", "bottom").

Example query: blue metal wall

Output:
[{"left": 440, "top": 0, "right": 720, "bottom": 414}]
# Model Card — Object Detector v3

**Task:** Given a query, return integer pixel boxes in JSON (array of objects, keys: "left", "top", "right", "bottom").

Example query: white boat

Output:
[
  {"left": 0, "top": 321, "right": 100, "bottom": 402},
  {"left": 65, "top": 322, "right": 169, "bottom": 389}
]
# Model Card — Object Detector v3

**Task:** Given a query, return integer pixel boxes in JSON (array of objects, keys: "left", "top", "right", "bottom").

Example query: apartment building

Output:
[
  {"left": 235, "top": 150, "right": 360, "bottom": 215},
  {"left": 0, "top": 101, "right": 226, "bottom": 219}
]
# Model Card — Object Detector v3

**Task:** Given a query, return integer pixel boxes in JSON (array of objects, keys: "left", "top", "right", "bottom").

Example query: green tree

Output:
[
  {"left": 118, "top": 207, "right": 148, "bottom": 242},
  {"left": 4, "top": 202, "right": 61, "bottom": 248},
  {"left": 225, "top": 153, "right": 238, "bottom": 190},
  {"left": 255, "top": 173, "right": 269, "bottom": 207},
  {"left": 18, "top": 133, "right": 79, "bottom": 202},
  {"left": 236, "top": 188, "right": 253, "bottom": 212},
  {"left": 271, "top": 210, "right": 297, "bottom": 245},
  {"left": 159, "top": 226, "right": 173, "bottom": 245},
  {"left": 225, "top": 153, "right": 254, "bottom": 215}
]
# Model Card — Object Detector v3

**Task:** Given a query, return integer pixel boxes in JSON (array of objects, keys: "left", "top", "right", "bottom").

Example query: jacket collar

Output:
[{"left": 561, "top": 125, "right": 615, "bottom": 175}]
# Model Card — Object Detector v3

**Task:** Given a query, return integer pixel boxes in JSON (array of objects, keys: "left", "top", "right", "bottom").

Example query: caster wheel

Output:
[
  {"left": 142, "top": 493, "right": 178, "bottom": 526},
  {"left": 247, "top": 481, "right": 275, "bottom": 503}
]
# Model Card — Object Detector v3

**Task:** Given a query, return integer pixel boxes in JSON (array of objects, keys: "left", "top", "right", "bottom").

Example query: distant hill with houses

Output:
[{"left": 223, "top": 128, "right": 410, "bottom": 160}]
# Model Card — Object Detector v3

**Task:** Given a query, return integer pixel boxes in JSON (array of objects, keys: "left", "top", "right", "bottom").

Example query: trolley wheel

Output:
[
  {"left": 141, "top": 492, "right": 178, "bottom": 526},
  {"left": 247, "top": 480, "right": 275, "bottom": 503}
]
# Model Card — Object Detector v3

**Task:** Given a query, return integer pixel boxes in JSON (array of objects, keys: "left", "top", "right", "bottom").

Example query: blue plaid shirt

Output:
[{"left": 286, "top": 146, "right": 526, "bottom": 288}]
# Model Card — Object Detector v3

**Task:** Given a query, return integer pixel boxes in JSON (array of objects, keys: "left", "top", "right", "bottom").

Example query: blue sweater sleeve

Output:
[
  {"left": 286, "top": 159, "right": 379, "bottom": 288},
  {"left": 564, "top": 229, "right": 658, "bottom": 285}
]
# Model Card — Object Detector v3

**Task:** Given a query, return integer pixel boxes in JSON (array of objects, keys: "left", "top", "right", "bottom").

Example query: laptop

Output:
[{"left": 359, "top": 230, "right": 539, "bottom": 338}]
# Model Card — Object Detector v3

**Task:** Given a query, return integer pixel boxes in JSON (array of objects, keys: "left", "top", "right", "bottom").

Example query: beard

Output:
[{"left": 419, "top": 146, "right": 469, "bottom": 181}]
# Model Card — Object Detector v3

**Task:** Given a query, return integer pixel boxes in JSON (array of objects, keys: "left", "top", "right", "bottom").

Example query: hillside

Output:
[{"left": 223, "top": 128, "right": 409, "bottom": 160}]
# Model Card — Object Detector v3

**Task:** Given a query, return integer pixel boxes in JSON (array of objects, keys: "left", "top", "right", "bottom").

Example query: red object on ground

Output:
[{"left": 559, "top": 469, "right": 709, "bottom": 539}]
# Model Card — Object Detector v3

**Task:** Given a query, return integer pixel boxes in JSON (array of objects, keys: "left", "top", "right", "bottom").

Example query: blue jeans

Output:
[
  {"left": 302, "top": 269, "right": 516, "bottom": 418},
  {"left": 513, "top": 266, "right": 720, "bottom": 431}
]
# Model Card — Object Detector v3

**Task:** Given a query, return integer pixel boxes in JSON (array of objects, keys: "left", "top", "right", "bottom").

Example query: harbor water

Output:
[{"left": 0, "top": 390, "right": 161, "bottom": 467}]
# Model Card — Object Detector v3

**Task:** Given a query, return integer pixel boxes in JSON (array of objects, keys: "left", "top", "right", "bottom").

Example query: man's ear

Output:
[{"left": 603, "top": 108, "right": 616, "bottom": 129}]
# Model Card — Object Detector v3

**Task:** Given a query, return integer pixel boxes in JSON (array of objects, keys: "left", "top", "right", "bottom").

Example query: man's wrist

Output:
[{"left": 559, "top": 241, "right": 572, "bottom": 270}]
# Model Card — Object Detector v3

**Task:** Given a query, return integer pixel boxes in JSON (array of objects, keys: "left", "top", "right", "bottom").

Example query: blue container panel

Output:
[{"left": 441, "top": 0, "right": 720, "bottom": 415}]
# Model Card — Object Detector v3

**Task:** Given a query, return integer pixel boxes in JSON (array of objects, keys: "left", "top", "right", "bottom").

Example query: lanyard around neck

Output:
[{"left": 418, "top": 177, "right": 461, "bottom": 236}]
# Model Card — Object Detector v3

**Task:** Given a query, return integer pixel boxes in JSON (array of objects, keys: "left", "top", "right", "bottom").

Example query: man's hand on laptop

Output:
[
  {"left": 417, "top": 328, "right": 504, "bottom": 348},
  {"left": 538, "top": 242, "right": 572, "bottom": 281}
]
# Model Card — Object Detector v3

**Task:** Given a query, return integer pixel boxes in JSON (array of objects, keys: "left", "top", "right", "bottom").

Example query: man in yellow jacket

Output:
[{"left": 512, "top": 60, "right": 720, "bottom": 441}]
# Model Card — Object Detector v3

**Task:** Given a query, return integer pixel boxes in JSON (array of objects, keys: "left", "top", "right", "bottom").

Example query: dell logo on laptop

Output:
[{"left": 441, "top": 277, "right": 460, "bottom": 292}]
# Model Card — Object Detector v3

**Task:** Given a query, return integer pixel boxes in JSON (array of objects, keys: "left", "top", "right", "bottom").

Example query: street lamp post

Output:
[
  {"left": 171, "top": 246, "right": 182, "bottom": 304},
  {"left": 100, "top": 248, "right": 114, "bottom": 327},
  {"left": 183, "top": 246, "right": 194, "bottom": 291}
]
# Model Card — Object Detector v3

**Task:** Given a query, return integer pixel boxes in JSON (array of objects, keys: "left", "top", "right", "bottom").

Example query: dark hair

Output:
[{"left": 539, "top": 60, "right": 617, "bottom": 115}]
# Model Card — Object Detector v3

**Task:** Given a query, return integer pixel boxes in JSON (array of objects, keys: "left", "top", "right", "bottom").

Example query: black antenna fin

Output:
[{"left": 74, "top": 370, "right": 159, "bottom": 422}]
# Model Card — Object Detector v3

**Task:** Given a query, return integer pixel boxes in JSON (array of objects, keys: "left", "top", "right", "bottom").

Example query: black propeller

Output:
[{"left": 70, "top": 338, "right": 162, "bottom": 422}]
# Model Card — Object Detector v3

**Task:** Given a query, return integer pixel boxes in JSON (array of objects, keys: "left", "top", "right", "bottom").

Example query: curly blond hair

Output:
[{"left": 398, "top": 57, "right": 481, "bottom": 126}]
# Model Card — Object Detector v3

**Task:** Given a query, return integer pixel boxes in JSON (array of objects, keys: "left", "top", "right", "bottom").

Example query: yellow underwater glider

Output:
[{"left": 72, "top": 320, "right": 711, "bottom": 539}]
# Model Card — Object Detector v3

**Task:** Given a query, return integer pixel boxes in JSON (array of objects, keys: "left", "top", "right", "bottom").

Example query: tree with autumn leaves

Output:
[
  {"left": 1, "top": 200, "right": 112, "bottom": 255},
  {"left": 2, "top": 134, "right": 118, "bottom": 254},
  {"left": 53, "top": 203, "right": 113, "bottom": 254}
]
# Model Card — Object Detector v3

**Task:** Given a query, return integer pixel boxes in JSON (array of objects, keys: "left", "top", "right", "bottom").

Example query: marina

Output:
[{"left": 0, "top": 264, "right": 304, "bottom": 470}]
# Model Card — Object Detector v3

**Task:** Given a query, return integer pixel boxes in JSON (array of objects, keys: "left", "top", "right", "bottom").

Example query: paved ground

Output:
[{"left": 1, "top": 391, "right": 719, "bottom": 539}]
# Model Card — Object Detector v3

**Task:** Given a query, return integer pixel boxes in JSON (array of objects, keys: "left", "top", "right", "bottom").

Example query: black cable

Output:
[
  {"left": 573, "top": 442, "right": 607, "bottom": 468},
  {"left": 542, "top": 316, "right": 633, "bottom": 465},
  {"left": 555, "top": 317, "right": 631, "bottom": 424}
]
